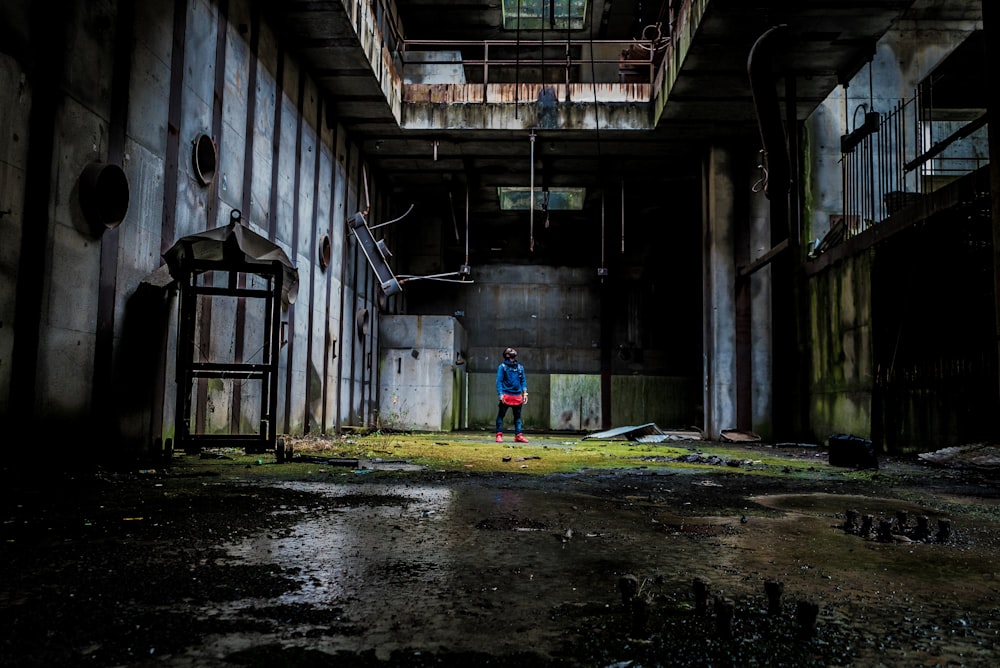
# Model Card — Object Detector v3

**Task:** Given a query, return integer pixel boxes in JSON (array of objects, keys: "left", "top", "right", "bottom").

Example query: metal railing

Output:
[
  {"left": 839, "top": 85, "right": 989, "bottom": 239},
  {"left": 399, "top": 38, "right": 662, "bottom": 88}
]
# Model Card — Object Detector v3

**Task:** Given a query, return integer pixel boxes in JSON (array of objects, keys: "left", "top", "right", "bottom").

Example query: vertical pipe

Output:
[
  {"left": 195, "top": 0, "right": 230, "bottom": 438},
  {"left": 530, "top": 130, "right": 536, "bottom": 252},
  {"left": 601, "top": 190, "right": 606, "bottom": 270},
  {"left": 93, "top": 0, "right": 134, "bottom": 453},
  {"left": 232, "top": 2, "right": 261, "bottom": 436},
  {"left": 282, "top": 67, "right": 307, "bottom": 434}
]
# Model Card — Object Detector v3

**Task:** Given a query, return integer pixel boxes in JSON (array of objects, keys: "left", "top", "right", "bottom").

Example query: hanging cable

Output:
[
  {"left": 620, "top": 178, "right": 625, "bottom": 253},
  {"left": 566, "top": 0, "right": 570, "bottom": 43},
  {"left": 362, "top": 164, "right": 371, "bottom": 214},
  {"left": 541, "top": 0, "right": 545, "bottom": 86},
  {"left": 588, "top": 0, "right": 605, "bottom": 275},
  {"left": 515, "top": 0, "right": 521, "bottom": 118},
  {"left": 369, "top": 203, "right": 414, "bottom": 229},
  {"left": 465, "top": 185, "right": 470, "bottom": 267},
  {"left": 600, "top": 190, "right": 606, "bottom": 280}
]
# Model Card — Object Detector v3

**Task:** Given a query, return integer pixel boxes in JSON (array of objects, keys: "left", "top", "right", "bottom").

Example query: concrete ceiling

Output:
[{"left": 267, "top": 0, "right": 939, "bottom": 268}]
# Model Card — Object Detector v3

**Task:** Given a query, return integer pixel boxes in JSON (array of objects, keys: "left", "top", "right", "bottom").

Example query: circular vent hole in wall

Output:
[
  {"left": 193, "top": 133, "right": 217, "bottom": 186},
  {"left": 79, "top": 161, "right": 130, "bottom": 234},
  {"left": 319, "top": 235, "right": 332, "bottom": 270}
]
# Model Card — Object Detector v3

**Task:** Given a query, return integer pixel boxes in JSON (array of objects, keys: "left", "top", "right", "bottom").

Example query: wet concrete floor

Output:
[{"left": 2, "top": 434, "right": 999, "bottom": 666}]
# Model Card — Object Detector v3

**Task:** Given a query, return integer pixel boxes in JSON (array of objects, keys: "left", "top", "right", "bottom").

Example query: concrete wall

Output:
[
  {"left": 463, "top": 371, "right": 701, "bottom": 433},
  {"left": 807, "top": 252, "right": 875, "bottom": 441},
  {"left": 801, "top": 9, "right": 982, "bottom": 449},
  {"left": 0, "top": 54, "right": 29, "bottom": 416},
  {"left": 379, "top": 315, "right": 467, "bottom": 431},
  {"left": 401, "top": 259, "right": 704, "bottom": 434},
  {"left": 0, "top": 0, "right": 391, "bottom": 464}
]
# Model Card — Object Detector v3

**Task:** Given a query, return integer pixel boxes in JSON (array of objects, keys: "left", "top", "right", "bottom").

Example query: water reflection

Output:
[{"left": 226, "top": 482, "right": 455, "bottom": 607}]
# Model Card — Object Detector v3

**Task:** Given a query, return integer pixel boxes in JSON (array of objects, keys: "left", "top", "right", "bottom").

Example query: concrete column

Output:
[
  {"left": 702, "top": 145, "right": 738, "bottom": 439},
  {"left": 748, "top": 183, "right": 774, "bottom": 436},
  {"left": 986, "top": 0, "right": 1000, "bottom": 406}
]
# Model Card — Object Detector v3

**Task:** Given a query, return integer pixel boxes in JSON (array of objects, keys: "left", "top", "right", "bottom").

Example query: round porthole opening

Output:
[
  {"left": 319, "top": 235, "right": 332, "bottom": 270},
  {"left": 193, "top": 133, "right": 217, "bottom": 186},
  {"left": 79, "top": 161, "right": 130, "bottom": 233},
  {"left": 356, "top": 308, "right": 370, "bottom": 340}
]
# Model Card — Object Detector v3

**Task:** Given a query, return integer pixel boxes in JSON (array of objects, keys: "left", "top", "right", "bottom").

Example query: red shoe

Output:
[
  {"left": 495, "top": 432, "right": 503, "bottom": 443},
  {"left": 514, "top": 433, "right": 529, "bottom": 443}
]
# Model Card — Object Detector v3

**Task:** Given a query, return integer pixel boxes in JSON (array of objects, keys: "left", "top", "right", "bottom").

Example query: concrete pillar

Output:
[
  {"left": 702, "top": 145, "right": 738, "bottom": 440},
  {"left": 986, "top": 0, "right": 1000, "bottom": 405},
  {"left": 748, "top": 184, "right": 774, "bottom": 438}
]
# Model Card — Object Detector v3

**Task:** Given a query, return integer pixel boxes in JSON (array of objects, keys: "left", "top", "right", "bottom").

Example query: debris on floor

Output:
[
  {"left": 293, "top": 455, "right": 360, "bottom": 467},
  {"left": 720, "top": 429, "right": 761, "bottom": 443},
  {"left": 917, "top": 442, "right": 1000, "bottom": 469},
  {"left": 584, "top": 423, "right": 703, "bottom": 443}
]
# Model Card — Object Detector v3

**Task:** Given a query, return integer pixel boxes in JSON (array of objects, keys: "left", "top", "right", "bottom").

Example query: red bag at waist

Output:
[{"left": 501, "top": 393, "right": 523, "bottom": 406}]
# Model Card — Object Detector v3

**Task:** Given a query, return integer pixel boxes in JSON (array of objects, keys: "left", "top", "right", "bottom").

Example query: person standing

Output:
[{"left": 495, "top": 347, "right": 529, "bottom": 443}]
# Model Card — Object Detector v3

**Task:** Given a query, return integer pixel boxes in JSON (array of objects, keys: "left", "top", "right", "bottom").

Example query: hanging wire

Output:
[
  {"left": 600, "top": 190, "right": 606, "bottom": 276},
  {"left": 515, "top": 0, "right": 521, "bottom": 118},
  {"left": 369, "top": 203, "right": 414, "bottom": 229},
  {"left": 448, "top": 191, "right": 460, "bottom": 241},
  {"left": 541, "top": 0, "right": 545, "bottom": 86},
  {"left": 588, "top": 0, "right": 605, "bottom": 273},
  {"left": 362, "top": 164, "right": 370, "bottom": 214},
  {"left": 620, "top": 178, "right": 625, "bottom": 253},
  {"left": 465, "top": 185, "right": 470, "bottom": 267}
]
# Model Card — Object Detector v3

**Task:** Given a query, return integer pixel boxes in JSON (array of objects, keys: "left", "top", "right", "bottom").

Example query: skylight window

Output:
[
  {"left": 501, "top": 0, "right": 588, "bottom": 31},
  {"left": 498, "top": 187, "right": 586, "bottom": 211}
]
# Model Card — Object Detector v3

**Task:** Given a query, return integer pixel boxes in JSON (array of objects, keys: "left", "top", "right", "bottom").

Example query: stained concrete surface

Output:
[{"left": 2, "top": 434, "right": 999, "bottom": 667}]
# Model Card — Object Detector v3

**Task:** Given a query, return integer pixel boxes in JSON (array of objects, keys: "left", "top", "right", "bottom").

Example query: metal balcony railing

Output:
[
  {"left": 399, "top": 38, "right": 662, "bottom": 89},
  {"left": 838, "top": 85, "right": 989, "bottom": 240}
]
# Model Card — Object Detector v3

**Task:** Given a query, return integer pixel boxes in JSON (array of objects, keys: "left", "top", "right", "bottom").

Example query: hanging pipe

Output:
[
  {"left": 530, "top": 130, "right": 536, "bottom": 252},
  {"left": 747, "top": 25, "right": 790, "bottom": 199},
  {"left": 601, "top": 190, "right": 606, "bottom": 271}
]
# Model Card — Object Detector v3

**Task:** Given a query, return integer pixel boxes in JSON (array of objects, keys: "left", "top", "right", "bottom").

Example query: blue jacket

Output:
[{"left": 496, "top": 359, "right": 527, "bottom": 396}]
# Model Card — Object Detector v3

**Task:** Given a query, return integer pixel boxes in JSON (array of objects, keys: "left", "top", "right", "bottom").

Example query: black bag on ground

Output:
[{"left": 828, "top": 434, "right": 879, "bottom": 470}]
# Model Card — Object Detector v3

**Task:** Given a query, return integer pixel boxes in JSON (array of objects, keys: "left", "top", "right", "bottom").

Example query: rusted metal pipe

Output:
[
  {"left": 764, "top": 579, "right": 784, "bottom": 615},
  {"left": 747, "top": 25, "right": 790, "bottom": 200},
  {"left": 795, "top": 600, "right": 819, "bottom": 639},
  {"left": 714, "top": 596, "right": 735, "bottom": 639},
  {"left": 693, "top": 576, "right": 711, "bottom": 613}
]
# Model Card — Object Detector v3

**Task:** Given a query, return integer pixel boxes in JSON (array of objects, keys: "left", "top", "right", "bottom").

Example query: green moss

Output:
[{"left": 191, "top": 432, "right": 850, "bottom": 482}]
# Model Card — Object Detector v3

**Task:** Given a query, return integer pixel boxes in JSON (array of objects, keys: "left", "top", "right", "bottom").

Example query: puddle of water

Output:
[
  {"left": 219, "top": 481, "right": 702, "bottom": 658},
  {"left": 750, "top": 492, "right": 942, "bottom": 517},
  {"left": 214, "top": 483, "right": 1000, "bottom": 663},
  {"left": 227, "top": 482, "right": 454, "bottom": 607}
]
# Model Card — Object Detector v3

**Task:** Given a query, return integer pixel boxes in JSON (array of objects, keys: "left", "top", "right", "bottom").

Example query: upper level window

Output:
[{"left": 502, "top": 0, "right": 588, "bottom": 31}]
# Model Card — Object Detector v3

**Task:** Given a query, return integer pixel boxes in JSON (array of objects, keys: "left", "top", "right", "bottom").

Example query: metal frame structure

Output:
[{"left": 172, "top": 244, "right": 286, "bottom": 456}]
